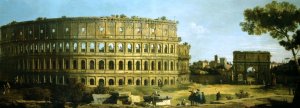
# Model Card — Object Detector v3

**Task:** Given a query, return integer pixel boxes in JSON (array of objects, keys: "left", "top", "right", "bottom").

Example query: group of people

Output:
[
  {"left": 188, "top": 89, "right": 206, "bottom": 105},
  {"left": 2, "top": 82, "right": 10, "bottom": 95}
]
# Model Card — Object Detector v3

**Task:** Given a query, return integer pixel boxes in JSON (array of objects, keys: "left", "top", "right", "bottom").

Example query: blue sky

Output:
[{"left": 1, "top": 0, "right": 299, "bottom": 62}]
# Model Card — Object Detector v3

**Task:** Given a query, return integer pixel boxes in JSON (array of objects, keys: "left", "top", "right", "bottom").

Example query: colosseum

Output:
[{"left": 0, "top": 16, "right": 190, "bottom": 87}]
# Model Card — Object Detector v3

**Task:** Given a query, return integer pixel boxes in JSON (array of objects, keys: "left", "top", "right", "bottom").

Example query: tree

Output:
[{"left": 240, "top": 1, "right": 300, "bottom": 73}]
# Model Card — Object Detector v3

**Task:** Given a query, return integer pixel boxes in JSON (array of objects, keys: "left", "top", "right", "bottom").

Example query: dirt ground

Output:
[{"left": 159, "top": 83, "right": 292, "bottom": 105}]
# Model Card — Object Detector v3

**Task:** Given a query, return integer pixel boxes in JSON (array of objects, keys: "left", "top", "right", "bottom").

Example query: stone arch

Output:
[
  {"left": 90, "top": 78, "right": 95, "bottom": 85},
  {"left": 118, "top": 79, "right": 124, "bottom": 85},
  {"left": 144, "top": 79, "right": 148, "bottom": 86},
  {"left": 136, "top": 79, "right": 141, "bottom": 86},
  {"left": 99, "top": 60, "right": 105, "bottom": 70},
  {"left": 128, "top": 61, "right": 132, "bottom": 70},
  {"left": 81, "top": 60, "right": 86, "bottom": 69},
  {"left": 119, "top": 61, "right": 123, "bottom": 70},
  {"left": 128, "top": 79, "right": 133, "bottom": 85},
  {"left": 90, "top": 60, "right": 95, "bottom": 69},
  {"left": 81, "top": 78, "right": 86, "bottom": 85},
  {"left": 99, "top": 79, "right": 105, "bottom": 86},
  {"left": 164, "top": 79, "right": 168, "bottom": 85},
  {"left": 170, "top": 79, "right": 174, "bottom": 85},
  {"left": 108, "top": 79, "right": 114, "bottom": 85},
  {"left": 151, "top": 79, "right": 155, "bottom": 85},
  {"left": 109, "top": 60, "right": 114, "bottom": 70}
]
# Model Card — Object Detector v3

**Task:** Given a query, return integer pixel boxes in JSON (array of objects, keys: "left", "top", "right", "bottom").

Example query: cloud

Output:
[{"left": 188, "top": 22, "right": 208, "bottom": 34}]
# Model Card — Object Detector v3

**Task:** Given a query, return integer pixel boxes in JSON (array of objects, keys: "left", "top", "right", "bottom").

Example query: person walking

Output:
[{"left": 216, "top": 91, "right": 221, "bottom": 101}]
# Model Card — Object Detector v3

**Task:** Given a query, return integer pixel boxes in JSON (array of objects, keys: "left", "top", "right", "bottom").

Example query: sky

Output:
[{"left": 0, "top": 0, "right": 300, "bottom": 63}]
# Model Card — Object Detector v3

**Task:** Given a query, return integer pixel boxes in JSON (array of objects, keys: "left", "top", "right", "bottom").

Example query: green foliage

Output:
[{"left": 240, "top": 1, "right": 300, "bottom": 73}]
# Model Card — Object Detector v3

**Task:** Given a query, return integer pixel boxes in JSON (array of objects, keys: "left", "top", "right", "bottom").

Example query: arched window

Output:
[
  {"left": 136, "top": 44, "right": 140, "bottom": 53},
  {"left": 164, "top": 45, "right": 168, "bottom": 53},
  {"left": 81, "top": 60, "right": 86, "bottom": 69},
  {"left": 108, "top": 43, "right": 114, "bottom": 52},
  {"left": 90, "top": 42, "right": 95, "bottom": 52},
  {"left": 170, "top": 45, "right": 174, "bottom": 53},
  {"left": 151, "top": 79, "right": 155, "bottom": 85},
  {"left": 99, "top": 79, "right": 105, "bottom": 86},
  {"left": 109, "top": 79, "right": 114, "bottom": 85},
  {"left": 171, "top": 79, "right": 174, "bottom": 85},
  {"left": 81, "top": 78, "right": 86, "bottom": 85},
  {"left": 171, "top": 62, "right": 174, "bottom": 71},
  {"left": 98, "top": 43, "right": 105, "bottom": 52},
  {"left": 151, "top": 61, "right": 155, "bottom": 71},
  {"left": 157, "top": 44, "right": 162, "bottom": 53},
  {"left": 136, "top": 61, "right": 140, "bottom": 70},
  {"left": 59, "top": 43, "right": 63, "bottom": 52},
  {"left": 158, "top": 61, "right": 162, "bottom": 70},
  {"left": 128, "top": 61, "right": 132, "bottom": 70},
  {"left": 90, "top": 60, "right": 95, "bottom": 69},
  {"left": 128, "top": 79, "right": 132, "bottom": 85},
  {"left": 65, "top": 60, "right": 70, "bottom": 69},
  {"left": 81, "top": 42, "right": 86, "bottom": 52},
  {"left": 118, "top": 43, "right": 123, "bottom": 52},
  {"left": 73, "top": 60, "right": 77, "bottom": 69},
  {"left": 136, "top": 79, "right": 140, "bottom": 86},
  {"left": 119, "top": 79, "right": 123, "bottom": 85},
  {"left": 144, "top": 61, "right": 148, "bottom": 70},
  {"left": 164, "top": 61, "right": 168, "bottom": 71},
  {"left": 150, "top": 44, "right": 155, "bottom": 53},
  {"left": 109, "top": 60, "right": 114, "bottom": 70},
  {"left": 119, "top": 61, "right": 123, "bottom": 70},
  {"left": 144, "top": 80, "right": 148, "bottom": 86},
  {"left": 90, "top": 79, "right": 95, "bottom": 85},
  {"left": 73, "top": 42, "right": 78, "bottom": 52},
  {"left": 144, "top": 44, "right": 148, "bottom": 53},
  {"left": 99, "top": 60, "right": 104, "bottom": 70},
  {"left": 66, "top": 42, "right": 70, "bottom": 52},
  {"left": 164, "top": 79, "right": 168, "bottom": 85},
  {"left": 127, "top": 44, "right": 132, "bottom": 53}
]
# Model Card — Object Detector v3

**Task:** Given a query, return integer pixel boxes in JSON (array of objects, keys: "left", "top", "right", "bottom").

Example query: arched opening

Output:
[
  {"left": 164, "top": 61, "right": 168, "bottom": 71},
  {"left": 171, "top": 79, "right": 174, "bottom": 85},
  {"left": 136, "top": 61, "right": 140, "bottom": 70},
  {"left": 151, "top": 79, "right": 155, "bottom": 85},
  {"left": 73, "top": 60, "right": 77, "bottom": 69},
  {"left": 158, "top": 61, "right": 162, "bottom": 70},
  {"left": 109, "top": 79, "right": 114, "bottom": 85},
  {"left": 109, "top": 60, "right": 114, "bottom": 70},
  {"left": 90, "top": 60, "right": 95, "bottom": 69},
  {"left": 136, "top": 79, "right": 140, "bottom": 86},
  {"left": 108, "top": 43, "right": 114, "bottom": 52},
  {"left": 118, "top": 43, "right": 123, "bottom": 52},
  {"left": 81, "top": 60, "right": 86, "bottom": 69},
  {"left": 128, "top": 79, "right": 133, "bottom": 85},
  {"left": 118, "top": 79, "right": 123, "bottom": 85},
  {"left": 90, "top": 79, "right": 95, "bottom": 85},
  {"left": 127, "top": 44, "right": 132, "bottom": 53},
  {"left": 99, "top": 60, "right": 105, "bottom": 70},
  {"left": 128, "top": 61, "right": 132, "bottom": 70},
  {"left": 98, "top": 43, "right": 105, "bottom": 52},
  {"left": 151, "top": 61, "right": 155, "bottom": 70},
  {"left": 164, "top": 45, "right": 168, "bottom": 53},
  {"left": 171, "top": 62, "right": 174, "bottom": 71},
  {"left": 144, "top": 61, "right": 148, "bottom": 70},
  {"left": 246, "top": 67, "right": 256, "bottom": 84},
  {"left": 164, "top": 79, "right": 168, "bottom": 85},
  {"left": 119, "top": 61, "right": 123, "bottom": 70},
  {"left": 136, "top": 44, "right": 140, "bottom": 53},
  {"left": 144, "top": 79, "right": 148, "bottom": 86},
  {"left": 99, "top": 79, "right": 105, "bottom": 86},
  {"left": 81, "top": 78, "right": 85, "bottom": 85}
]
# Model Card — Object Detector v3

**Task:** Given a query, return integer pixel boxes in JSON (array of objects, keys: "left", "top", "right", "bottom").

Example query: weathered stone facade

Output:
[
  {"left": 233, "top": 51, "right": 271, "bottom": 84},
  {"left": 0, "top": 16, "right": 190, "bottom": 87}
]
